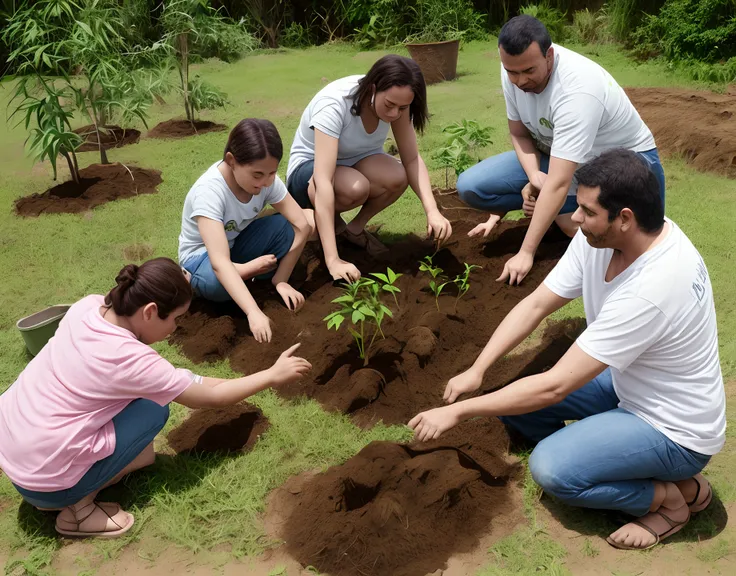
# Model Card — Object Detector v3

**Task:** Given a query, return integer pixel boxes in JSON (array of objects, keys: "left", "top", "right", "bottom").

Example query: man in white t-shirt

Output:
[
  {"left": 457, "top": 15, "right": 665, "bottom": 286},
  {"left": 410, "top": 149, "right": 724, "bottom": 550}
]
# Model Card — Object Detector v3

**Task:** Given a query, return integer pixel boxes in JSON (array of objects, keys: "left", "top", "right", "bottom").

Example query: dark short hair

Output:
[
  {"left": 575, "top": 149, "right": 664, "bottom": 233},
  {"left": 224, "top": 118, "right": 283, "bottom": 164},
  {"left": 498, "top": 15, "right": 552, "bottom": 56},
  {"left": 105, "top": 258, "right": 193, "bottom": 318},
  {"left": 350, "top": 54, "right": 429, "bottom": 133}
]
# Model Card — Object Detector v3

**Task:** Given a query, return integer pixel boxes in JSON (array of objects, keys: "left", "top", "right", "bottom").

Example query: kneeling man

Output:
[{"left": 410, "top": 148, "right": 724, "bottom": 550}]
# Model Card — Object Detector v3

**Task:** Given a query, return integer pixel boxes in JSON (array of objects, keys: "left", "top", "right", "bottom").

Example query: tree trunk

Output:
[
  {"left": 177, "top": 32, "right": 193, "bottom": 125},
  {"left": 62, "top": 150, "right": 80, "bottom": 184}
]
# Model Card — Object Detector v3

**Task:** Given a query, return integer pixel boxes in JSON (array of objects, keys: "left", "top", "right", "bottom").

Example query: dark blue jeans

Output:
[
  {"left": 501, "top": 369, "right": 709, "bottom": 517},
  {"left": 14, "top": 399, "right": 169, "bottom": 509},
  {"left": 183, "top": 214, "right": 295, "bottom": 302},
  {"left": 457, "top": 148, "right": 666, "bottom": 214}
]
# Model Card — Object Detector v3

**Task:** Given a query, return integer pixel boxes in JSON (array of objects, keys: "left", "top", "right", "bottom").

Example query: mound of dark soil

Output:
[
  {"left": 15, "top": 163, "right": 161, "bottom": 217},
  {"left": 167, "top": 403, "right": 269, "bottom": 455},
  {"left": 626, "top": 87, "right": 736, "bottom": 179},
  {"left": 274, "top": 417, "right": 521, "bottom": 576},
  {"left": 148, "top": 119, "right": 227, "bottom": 139},
  {"left": 73, "top": 125, "right": 140, "bottom": 151}
]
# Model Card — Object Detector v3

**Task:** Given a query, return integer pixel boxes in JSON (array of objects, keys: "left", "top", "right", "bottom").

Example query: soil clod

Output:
[{"left": 148, "top": 119, "right": 227, "bottom": 139}]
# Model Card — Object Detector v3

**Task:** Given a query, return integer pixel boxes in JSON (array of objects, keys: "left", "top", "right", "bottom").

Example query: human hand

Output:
[
  {"left": 521, "top": 182, "right": 538, "bottom": 218},
  {"left": 408, "top": 404, "right": 463, "bottom": 442},
  {"left": 468, "top": 214, "right": 502, "bottom": 238},
  {"left": 327, "top": 258, "right": 361, "bottom": 283},
  {"left": 496, "top": 250, "right": 535, "bottom": 286},
  {"left": 268, "top": 343, "right": 312, "bottom": 386},
  {"left": 248, "top": 309, "right": 273, "bottom": 343},
  {"left": 443, "top": 367, "right": 483, "bottom": 404},
  {"left": 426, "top": 210, "right": 453, "bottom": 246},
  {"left": 276, "top": 282, "right": 305, "bottom": 312}
]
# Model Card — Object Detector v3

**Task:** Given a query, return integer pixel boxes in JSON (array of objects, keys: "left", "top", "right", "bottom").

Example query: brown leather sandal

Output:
[
  {"left": 687, "top": 474, "right": 713, "bottom": 513},
  {"left": 606, "top": 508, "right": 690, "bottom": 550},
  {"left": 55, "top": 501, "right": 134, "bottom": 538}
]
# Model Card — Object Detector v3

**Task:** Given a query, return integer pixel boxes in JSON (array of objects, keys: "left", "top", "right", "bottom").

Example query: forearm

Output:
[
  {"left": 314, "top": 178, "right": 340, "bottom": 264},
  {"left": 454, "top": 371, "right": 562, "bottom": 420},
  {"left": 520, "top": 181, "right": 569, "bottom": 255},
  {"left": 213, "top": 262, "right": 261, "bottom": 316},
  {"left": 198, "top": 370, "right": 276, "bottom": 407},
  {"left": 272, "top": 224, "right": 309, "bottom": 286},
  {"left": 405, "top": 155, "right": 440, "bottom": 215},
  {"left": 471, "top": 297, "right": 549, "bottom": 374},
  {"left": 510, "top": 134, "right": 542, "bottom": 180}
]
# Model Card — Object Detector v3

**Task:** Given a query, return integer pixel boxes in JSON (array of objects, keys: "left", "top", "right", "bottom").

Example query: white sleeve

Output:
[
  {"left": 576, "top": 297, "right": 669, "bottom": 372},
  {"left": 268, "top": 175, "right": 288, "bottom": 204},
  {"left": 550, "top": 93, "right": 605, "bottom": 163},
  {"left": 501, "top": 66, "right": 520, "bottom": 121},
  {"left": 190, "top": 186, "right": 226, "bottom": 223},
  {"left": 310, "top": 99, "right": 345, "bottom": 139},
  {"left": 543, "top": 231, "right": 586, "bottom": 299}
]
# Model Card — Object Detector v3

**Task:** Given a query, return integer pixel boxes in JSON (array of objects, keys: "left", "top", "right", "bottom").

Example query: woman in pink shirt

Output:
[{"left": 0, "top": 258, "right": 310, "bottom": 538}]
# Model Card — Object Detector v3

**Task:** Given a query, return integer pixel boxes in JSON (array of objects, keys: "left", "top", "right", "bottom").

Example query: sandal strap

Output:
[
  {"left": 687, "top": 477, "right": 703, "bottom": 507},
  {"left": 95, "top": 501, "right": 126, "bottom": 531},
  {"left": 630, "top": 520, "right": 660, "bottom": 542}
]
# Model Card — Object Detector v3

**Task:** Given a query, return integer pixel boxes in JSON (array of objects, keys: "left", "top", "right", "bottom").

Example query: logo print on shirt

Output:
[
  {"left": 224, "top": 220, "right": 239, "bottom": 232},
  {"left": 690, "top": 257, "right": 709, "bottom": 305},
  {"left": 539, "top": 117, "right": 554, "bottom": 130}
]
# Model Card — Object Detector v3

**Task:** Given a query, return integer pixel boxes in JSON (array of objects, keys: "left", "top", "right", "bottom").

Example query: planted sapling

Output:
[
  {"left": 419, "top": 255, "right": 450, "bottom": 311},
  {"left": 452, "top": 263, "right": 481, "bottom": 312},
  {"left": 370, "top": 267, "right": 403, "bottom": 309},
  {"left": 323, "top": 276, "right": 395, "bottom": 366}
]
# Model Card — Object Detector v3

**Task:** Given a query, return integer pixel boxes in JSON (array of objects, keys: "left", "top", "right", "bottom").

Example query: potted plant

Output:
[{"left": 404, "top": 0, "right": 486, "bottom": 84}]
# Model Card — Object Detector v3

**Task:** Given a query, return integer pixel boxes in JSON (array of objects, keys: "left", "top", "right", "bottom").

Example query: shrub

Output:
[
  {"left": 568, "top": 8, "right": 612, "bottom": 44},
  {"left": 280, "top": 22, "right": 316, "bottom": 48},
  {"left": 632, "top": 0, "right": 736, "bottom": 63},
  {"left": 519, "top": 2, "right": 568, "bottom": 43}
]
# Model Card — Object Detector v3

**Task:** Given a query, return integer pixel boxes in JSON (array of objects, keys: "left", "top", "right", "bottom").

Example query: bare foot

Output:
[
  {"left": 56, "top": 501, "right": 134, "bottom": 538},
  {"left": 607, "top": 482, "right": 689, "bottom": 550},
  {"left": 234, "top": 255, "right": 278, "bottom": 280}
]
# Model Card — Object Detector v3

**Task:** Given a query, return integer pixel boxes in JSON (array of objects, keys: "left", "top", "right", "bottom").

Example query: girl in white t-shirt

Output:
[
  {"left": 286, "top": 54, "right": 452, "bottom": 282},
  {"left": 179, "top": 119, "right": 312, "bottom": 343}
]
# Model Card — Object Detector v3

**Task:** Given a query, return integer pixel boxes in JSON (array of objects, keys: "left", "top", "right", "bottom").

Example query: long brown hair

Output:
[
  {"left": 350, "top": 54, "right": 430, "bottom": 133},
  {"left": 105, "top": 258, "right": 192, "bottom": 318}
]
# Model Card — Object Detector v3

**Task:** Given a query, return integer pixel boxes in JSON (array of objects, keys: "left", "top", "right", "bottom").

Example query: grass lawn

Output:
[{"left": 0, "top": 40, "right": 734, "bottom": 575}]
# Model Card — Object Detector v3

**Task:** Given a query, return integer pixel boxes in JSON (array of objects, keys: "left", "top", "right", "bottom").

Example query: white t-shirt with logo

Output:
[
  {"left": 544, "top": 219, "right": 726, "bottom": 455},
  {"left": 287, "top": 75, "right": 391, "bottom": 181},
  {"left": 178, "top": 161, "right": 288, "bottom": 265},
  {"left": 502, "top": 44, "right": 656, "bottom": 168}
]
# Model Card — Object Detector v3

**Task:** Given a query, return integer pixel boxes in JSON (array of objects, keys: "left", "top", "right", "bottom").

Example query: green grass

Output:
[{"left": 0, "top": 39, "right": 735, "bottom": 574}]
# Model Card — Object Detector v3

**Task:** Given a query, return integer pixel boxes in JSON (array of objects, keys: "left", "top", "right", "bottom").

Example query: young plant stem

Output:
[{"left": 177, "top": 32, "right": 192, "bottom": 125}]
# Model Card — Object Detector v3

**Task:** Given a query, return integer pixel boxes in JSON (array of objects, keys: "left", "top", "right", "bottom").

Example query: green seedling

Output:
[
  {"left": 323, "top": 277, "right": 394, "bottom": 366},
  {"left": 452, "top": 263, "right": 481, "bottom": 312},
  {"left": 419, "top": 255, "right": 450, "bottom": 311},
  {"left": 370, "top": 267, "right": 403, "bottom": 309}
]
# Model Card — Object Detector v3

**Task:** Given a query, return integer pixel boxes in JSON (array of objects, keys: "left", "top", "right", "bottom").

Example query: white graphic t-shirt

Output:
[
  {"left": 544, "top": 219, "right": 726, "bottom": 455},
  {"left": 502, "top": 44, "right": 655, "bottom": 166},
  {"left": 178, "top": 161, "right": 288, "bottom": 264}
]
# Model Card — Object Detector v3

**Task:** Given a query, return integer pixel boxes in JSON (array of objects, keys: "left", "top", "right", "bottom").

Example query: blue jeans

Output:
[
  {"left": 183, "top": 214, "right": 295, "bottom": 302},
  {"left": 501, "top": 369, "right": 710, "bottom": 517},
  {"left": 457, "top": 148, "right": 666, "bottom": 214},
  {"left": 14, "top": 399, "right": 169, "bottom": 509}
]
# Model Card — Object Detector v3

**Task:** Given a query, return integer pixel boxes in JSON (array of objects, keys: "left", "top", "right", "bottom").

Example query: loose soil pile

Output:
[
  {"left": 171, "top": 192, "right": 583, "bottom": 428},
  {"left": 627, "top": 87, "right": 736, "bottom": 179},
  {"left": 167, "top": 403, "right": 269, "bottom": 455},
  {"left": 73, "top": 125, "right": 141, "bottom": 151},
  {"left": 273, "top": 417, "right": 521, "bottom": 576},
  {"left": 15, "top": 163, "right": 161, "bottom": 217},
  {"left": 148, "top": 119, "right": 227, "bottom": 139}
]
